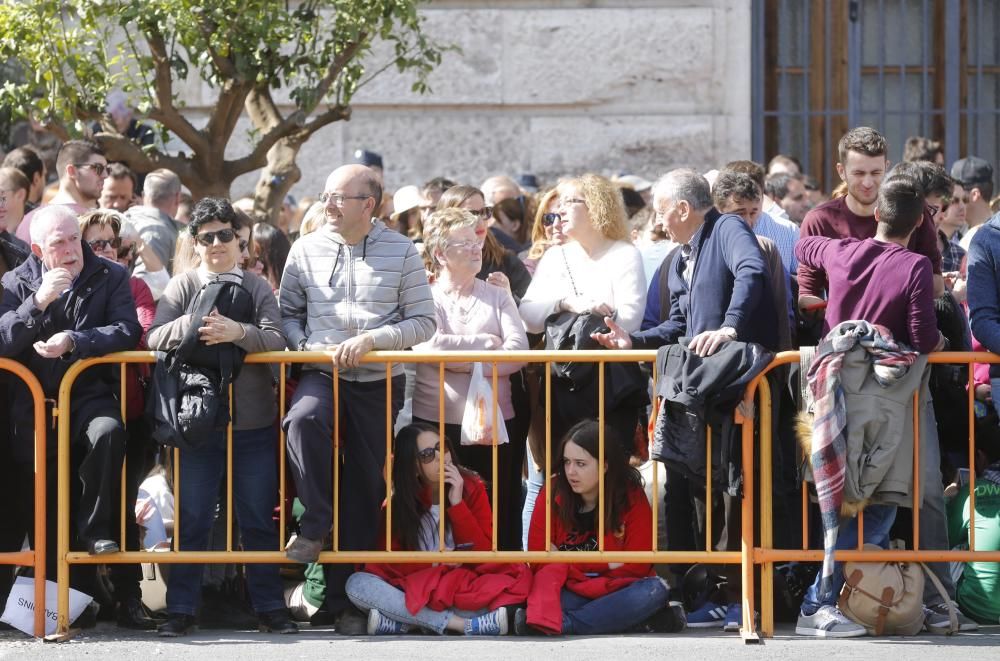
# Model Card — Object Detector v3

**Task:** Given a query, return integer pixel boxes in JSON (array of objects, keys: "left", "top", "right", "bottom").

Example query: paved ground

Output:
[{"left": 1, "top": 623, "right": 998, "bottom": 660}]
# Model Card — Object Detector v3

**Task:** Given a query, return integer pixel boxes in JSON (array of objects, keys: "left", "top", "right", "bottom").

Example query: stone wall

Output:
[{"left": 200, "top": 0, "right": 752, "bottom": 200}]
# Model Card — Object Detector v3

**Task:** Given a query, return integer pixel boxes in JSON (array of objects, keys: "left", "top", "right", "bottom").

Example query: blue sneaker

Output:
[
  {"left": 686, "top": 601, "right": 727, "bottom": 628},
  {"left": 367, "top": 609, "right": 410, "bottom": 635},
  {"left": 465, "top": 607, "right": 509, "bottom": 635},
  {"left": 723, "top": 603, "right": 741, "bottom": 632}
]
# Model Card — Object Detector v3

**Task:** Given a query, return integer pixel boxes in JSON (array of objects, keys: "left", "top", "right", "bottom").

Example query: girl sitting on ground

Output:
[{"left": 345, "top": 423, "right": 531, "bottom": 635}]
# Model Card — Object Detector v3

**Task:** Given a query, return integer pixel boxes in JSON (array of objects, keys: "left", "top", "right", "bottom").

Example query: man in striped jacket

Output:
[{"left": 280, "top": 164, "right": 436, "bottom": 626}]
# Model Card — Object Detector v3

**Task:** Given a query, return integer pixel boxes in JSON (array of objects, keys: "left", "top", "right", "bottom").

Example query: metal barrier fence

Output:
[
  {"left": 745, "top": 350, "right": 1000, "bottom": 637},
  {"left": 55, "top": 350, "right": 758, "bottom": 639},
  {"left": 47, "top": 349, "right": 1000, "bottom": 640},
  {"left": 0, "top": 359, "right": 48, "bottom": 637}
]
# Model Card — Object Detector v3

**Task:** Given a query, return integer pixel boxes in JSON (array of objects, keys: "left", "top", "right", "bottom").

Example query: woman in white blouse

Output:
[{"left": 519, "top": 173, "right": 648, "bottom": 454}]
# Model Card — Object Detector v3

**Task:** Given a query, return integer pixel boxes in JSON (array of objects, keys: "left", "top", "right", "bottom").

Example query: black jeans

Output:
[{"left": 284, "top": 371, "right": 404, "bottom": 614}]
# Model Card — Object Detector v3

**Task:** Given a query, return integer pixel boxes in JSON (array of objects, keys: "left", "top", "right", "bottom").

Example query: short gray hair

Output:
[
  {"left": 143, "top": 168, "right": 181, "bottom": 205},
  {"left": 652, "top": 168, "right": 713, "bottom": 211},
  {"left": 29, "top": 205, "right": 78, "bottom": 246}
]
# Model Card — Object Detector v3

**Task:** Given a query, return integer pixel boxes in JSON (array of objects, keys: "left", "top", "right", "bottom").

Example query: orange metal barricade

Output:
[
  {"left": 0, "top": 359, "right": 48, "bottom": 637},
  {"left": 744, "top": 350, "right": 1000, "bottom": 638},
  {"left": 54, "top": 349, "right": 759, "bottom": 638}
]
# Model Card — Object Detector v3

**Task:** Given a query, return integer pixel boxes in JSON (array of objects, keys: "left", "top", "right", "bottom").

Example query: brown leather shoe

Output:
[{"left": 285, "top": 535, "right": 322, "bottom": 563}]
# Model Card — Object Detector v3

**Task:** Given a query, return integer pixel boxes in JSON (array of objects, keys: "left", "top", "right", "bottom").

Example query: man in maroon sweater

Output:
[
  {"left": 795, "top": 175, "right": 944, "bottom": 352},
  {"left": 798, "top": 127, "right": 944, "bottom": 320}
]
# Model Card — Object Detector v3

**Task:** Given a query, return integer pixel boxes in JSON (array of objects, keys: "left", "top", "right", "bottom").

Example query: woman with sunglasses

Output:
[
  {"left": 78, "top": 208, "right": 160, "bottom": 629},
  {"left": 522, "top": 188, "right": 565, "bottom": 275},
  {"left": 435, "top": 185, "right": 532, "bottom": 301},
  {"left": 147, "top": 197, "right": 295, "bottom": 637},
  {"left": 346, "top": 423, "right": 530, "bottom": 636},
  {"left": 412, "top": 208, "right": 528, "bottom": 551},
  {"left": 520, "top": 420, "right": 674, "bottom": 636}
]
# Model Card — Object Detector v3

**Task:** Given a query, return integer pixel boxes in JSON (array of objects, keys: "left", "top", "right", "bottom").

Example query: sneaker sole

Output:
[
  {"left": 686, "top": 620, "right": 725, "bottom": 629},
  {"left": 158, "top": 625, "right": 197, "bottom": 638},
  {"left": 795, "top": 625, "right": 866, "bottom": 638}
]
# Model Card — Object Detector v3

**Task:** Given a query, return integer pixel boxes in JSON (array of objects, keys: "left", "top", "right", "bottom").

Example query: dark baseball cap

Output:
[
  {"left": 951, "top": 156, "right": 993, "bottom": 187},
  {"left": 353, "top": 149, "right": 383, "bottom": 170}
]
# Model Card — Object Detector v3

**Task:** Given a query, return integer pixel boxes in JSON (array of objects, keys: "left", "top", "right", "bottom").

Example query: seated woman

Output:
[
  {"left": 523, "top": 420, "right": 674, "bottom": 635},
  {"left": 412, "top": 208, "right": 529, "bottom": 551},
  {"left": 147, "top": 197, "right": 295, "bottom": 637},
  {"left": 346, "top": 423, "right": 530, "bottom": 635}
]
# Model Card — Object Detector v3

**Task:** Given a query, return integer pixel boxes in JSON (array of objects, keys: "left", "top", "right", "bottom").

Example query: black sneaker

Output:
[
  {"left": 645, "top": 601, "right": 687, "bottom": 633},
  {"left": 158, "top": 613, "right": 198, "bottom": 637},
  {"left": 258, "top": 609, "right": 298, "bottom": 634},
  {"left": 335, "top": 607, "right": 368, "bottom": 636},
  {"left": 512, "top": 607, "right": 539, "bottom": 636}
]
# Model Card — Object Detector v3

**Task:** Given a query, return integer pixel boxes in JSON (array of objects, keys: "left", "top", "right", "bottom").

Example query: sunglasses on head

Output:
[
  {"left": 416, "top": 446, "right": 446, "bottom": 464},
  {"left": 195, "top": 228, "right": 237, "bottom": 246},
  {"left": 542, "top": 212, "right": 561, "bottom": 226}
]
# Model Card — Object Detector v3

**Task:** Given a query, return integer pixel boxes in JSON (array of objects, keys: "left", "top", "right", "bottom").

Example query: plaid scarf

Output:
[{"left": 807, "top": 321, "right": 919, "bottom": 598}]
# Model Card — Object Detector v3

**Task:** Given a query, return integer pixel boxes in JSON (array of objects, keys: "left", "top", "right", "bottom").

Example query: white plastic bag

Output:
[
  {"left": 460, "top": 362, "right": 510, "bottom": 446},
  {"left": 0, "top": 576, "right": 92, "bottom": 637}
]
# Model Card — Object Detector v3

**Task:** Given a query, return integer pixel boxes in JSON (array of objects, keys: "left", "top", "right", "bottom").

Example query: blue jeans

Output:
[
  {"left": 800, "top": 503, "right": 897, "bottom": 615},
  {"left": 561, "top": 576, "right": 668, "bottom": 635},
  {"left": 166, "top": 426, "right": 285, "bottom": 616},
  {"left": 345, "top": 571, "right": 485, "bottom": 634}
]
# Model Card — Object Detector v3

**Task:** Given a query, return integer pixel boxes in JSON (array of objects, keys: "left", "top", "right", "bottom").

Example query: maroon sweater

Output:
[
  {"left": 797, "top": 196, "right": 941, "bottom": 299},
  {"left": 795, "top": 236, "right": 939, "bottom": 352}
]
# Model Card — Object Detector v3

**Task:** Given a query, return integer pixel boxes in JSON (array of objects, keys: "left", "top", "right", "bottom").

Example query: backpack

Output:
[
  {"left": 147, "top": 277, "right": 256, "bottom": 451},
  {"left": 838, "top": 543, "right": 957, "bottom": 635}
]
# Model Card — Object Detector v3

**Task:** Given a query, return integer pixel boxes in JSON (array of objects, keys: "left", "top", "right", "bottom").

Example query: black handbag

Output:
[{"left": 543, "top": 310, "right": 610, "bottom": 389}]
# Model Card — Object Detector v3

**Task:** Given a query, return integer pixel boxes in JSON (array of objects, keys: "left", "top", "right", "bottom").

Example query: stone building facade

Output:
[{"left": 200, "top": 0, "right": 752, "bottom": 198}]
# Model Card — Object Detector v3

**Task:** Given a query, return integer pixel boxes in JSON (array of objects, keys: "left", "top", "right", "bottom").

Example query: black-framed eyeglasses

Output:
[
  {"left": 195, "top": 228, "right": 237, "bottom": 246},
  {"left": 416, "top": 446, "right": 446, "bottom": 464},
  {"left": 468, "top": 206, "right": 493, "bottom": 220},
  {"left": 239, "top": 239, "right": 249, "bottom": 252},
  {"left": 542, "top": 212, "right": 561, "bottom": 227},
  {"left": 88, "top": 238, "right": 120, "bottom": 252},
  {"left": 319, "top": 192, "right": 371, "bottom": 206},
  {"left": 74, "top": 163, "right": 108, "bottom": 176},
  {"left": 927, "top": 204, "right": 941, "bottom": 217}
]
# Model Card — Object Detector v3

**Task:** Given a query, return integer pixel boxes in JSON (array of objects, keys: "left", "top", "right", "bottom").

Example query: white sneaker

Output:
[{"left": 795, "top": 605, "right": 867, "bottom": 638}]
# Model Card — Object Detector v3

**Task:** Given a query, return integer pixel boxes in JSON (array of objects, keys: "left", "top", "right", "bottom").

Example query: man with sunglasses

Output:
[
  {"left": 16, "top": 139, "right": 108, "bottom": 244},
  {"left": 280, "top": 164, "right": 435, "bottom": 631}
]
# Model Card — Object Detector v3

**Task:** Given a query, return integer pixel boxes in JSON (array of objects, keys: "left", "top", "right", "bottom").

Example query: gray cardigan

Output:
[{"left": 147, "top": 269, "right": 286, "bottom": 430}]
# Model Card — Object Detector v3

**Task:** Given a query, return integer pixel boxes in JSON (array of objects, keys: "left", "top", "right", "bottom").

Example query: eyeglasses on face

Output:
[
  {"left": 542, "top": 212, "right": 561, "bottom": 227},
  {"left": 195, "top": 228, "right": 237, "bottom": 246},
  {"left": 558, "top": 197, "right": 586, "bottom": 208},
  {"left": 74, "top": 162, "right": 108, "bottom": 176},
  {"left": 416, "top": 446, "right": 448, "bottom": 464},
  {"left": 319, "top": 192, "right": 371, "bottom": 206},
  {"left": 88, "top": 238, "right": 121, "bottom": 252},
  {"left": 445, "top": 239, "right": 483, "bottom": 255}
]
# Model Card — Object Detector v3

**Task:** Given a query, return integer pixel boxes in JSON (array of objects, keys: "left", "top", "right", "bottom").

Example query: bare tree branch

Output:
[
  {"left": 308, "top": 35, "right": 368, "bottom": 113},
  {"left": 94, "top": 131, "right": 193, "bottom": 177},
  {"left": 146, "top": 31, "right": 209, "bottom": 155},
  {"left": 298, "top": 103, "right": 351, "bottom": 139},
  {"left": 205, "top": 79, "right": 252, "bottom": 160},
  {"left": 195, "top": 14, "right": 237, "bottom": 79}
]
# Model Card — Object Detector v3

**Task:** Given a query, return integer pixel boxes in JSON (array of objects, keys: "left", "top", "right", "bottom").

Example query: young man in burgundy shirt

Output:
[{"left": 797, "top": 127, "right": 944, "bottom": 323}]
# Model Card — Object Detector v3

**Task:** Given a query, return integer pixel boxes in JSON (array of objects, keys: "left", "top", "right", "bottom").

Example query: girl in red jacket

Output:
[
  {"left": 523, "top": 420, "right": 673, "bottom": 635},
  {"left": 346, "top": 423, "right": 530, "bottom": 635}
]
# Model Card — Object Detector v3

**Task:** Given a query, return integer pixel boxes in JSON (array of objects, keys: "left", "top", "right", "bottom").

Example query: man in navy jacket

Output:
[
  {"left": 0, "top": 205, "right": 141, "bottom": 603},
  {"left": 593, "top": 168, "right": 777, "bottom": 355}
]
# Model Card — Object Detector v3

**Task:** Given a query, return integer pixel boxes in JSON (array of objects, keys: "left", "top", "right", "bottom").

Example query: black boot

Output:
[
  {"left": 116, "top": 596, "right": 156, "bottom": 630},
  {"left": 157, "top": 613, "right": 197, "bottom": 637},
  {"left": 258, "top": 609, "right": 299, "bottom": 634}
]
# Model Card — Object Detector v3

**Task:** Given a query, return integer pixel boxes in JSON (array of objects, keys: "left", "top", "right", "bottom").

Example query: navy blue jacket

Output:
[
  {"left": 967, "top": 214, "right": 1000, "bottom": 378},
  {"left": 632, "top": 209, "right": 778, "bottom": 351},
  {"left": 0, "top": 243, "right": 141, "bottom": 461}
]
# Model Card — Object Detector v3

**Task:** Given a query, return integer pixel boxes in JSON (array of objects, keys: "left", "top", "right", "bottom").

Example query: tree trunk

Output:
[{"left": 252, "top": 136, "right": 303, "bottom": 226}]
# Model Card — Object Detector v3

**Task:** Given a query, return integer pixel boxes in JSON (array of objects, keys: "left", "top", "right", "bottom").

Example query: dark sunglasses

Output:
[
  {"left": 195, "top": 228, "right": 237, "bottom": 246},
  {"left": 416, "top": 446, "right": 446, "bottom": 464},
  {"left": 542, "top": 212, "right": 561, "bottom": 227},
  {"left": 88, "top": 238, "right": 121, "bottom": 252}
]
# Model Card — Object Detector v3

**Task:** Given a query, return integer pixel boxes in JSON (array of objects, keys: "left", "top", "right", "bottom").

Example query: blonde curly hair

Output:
[
  {"left": 422, "top": 207, "right": 480, "bottom": 274},
  {"left": 562, "top": 173, "right": 628, "bottom": 241}
]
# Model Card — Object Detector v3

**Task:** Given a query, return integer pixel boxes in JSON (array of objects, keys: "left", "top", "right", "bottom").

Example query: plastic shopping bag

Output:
[{"left": 460, "top": 362, "right": 510, "bottom": 446}]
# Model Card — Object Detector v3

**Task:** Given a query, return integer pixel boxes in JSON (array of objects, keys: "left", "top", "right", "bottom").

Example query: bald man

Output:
[
  {"left": 0, "top": 206, "right": 140, "bottom": 602},
  {"left": 280, "top": 164, "right": 435, "bottom": 623}
]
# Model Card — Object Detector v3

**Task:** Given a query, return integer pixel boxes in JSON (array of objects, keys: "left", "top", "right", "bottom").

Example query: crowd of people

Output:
[{"left": 0, "top": 123, "right": 997, "bottom": 639}]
